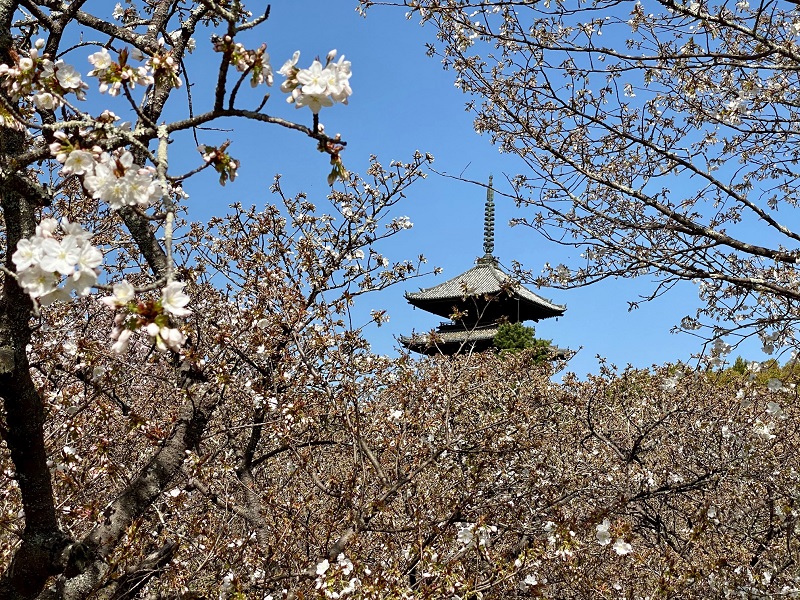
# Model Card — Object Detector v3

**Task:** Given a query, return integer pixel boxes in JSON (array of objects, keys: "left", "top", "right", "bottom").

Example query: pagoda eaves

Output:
[
  {"left": 400, "top": 176, "right": 566, "bottom": 356},
  {"left": 404, "top": 255, "right": 565, "bottom": 323}
]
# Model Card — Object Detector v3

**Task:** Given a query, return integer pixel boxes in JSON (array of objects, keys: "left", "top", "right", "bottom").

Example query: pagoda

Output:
[{"left": 400, "top": 177, "right": 566, "bottom": 355}]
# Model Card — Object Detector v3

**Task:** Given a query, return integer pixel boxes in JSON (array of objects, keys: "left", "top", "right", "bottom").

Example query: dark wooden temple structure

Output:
[{"left": 400, "top": 177, "right": 566, "bottom": 355}]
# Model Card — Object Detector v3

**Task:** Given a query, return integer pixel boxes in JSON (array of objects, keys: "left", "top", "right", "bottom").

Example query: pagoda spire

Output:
[{"left": 483, "top": 175, "right": 495, "bottom": 257}]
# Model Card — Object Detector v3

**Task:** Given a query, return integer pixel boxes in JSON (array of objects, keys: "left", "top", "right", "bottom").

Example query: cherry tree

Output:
[
  {"left": 365, "top": 0, "right": 800, "bottom": 354},
  {"left": 0, "top": 0, "right": 433, "bottom": 597},
  {"left": 6, "top": 1, "right": 799, "bottom": 598}
]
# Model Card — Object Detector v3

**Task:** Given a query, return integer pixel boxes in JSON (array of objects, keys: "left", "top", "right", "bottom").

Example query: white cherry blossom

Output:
[
  {"left": 62, "top": 149, "right": 96, "bottom": 176},
  {"left": 11, "top": 238, "right": 41, "bottom": 271},
  {"left": 613, "top": 539, "right": 633, "bottom": 555},
  {"left": 161, "top": 281, "right": 192, "bottom": 317},
  {"left": 54, "top": 61, "right": 84, "bottom": 90},
  {"left": 596, "top": 518, "right": 612, "bottom": 545},
  {"left": 101, "top": 280, "right": 135, "bottom": 309},
  {"left": 38, "top": 236, "right": 81, "bottom": 274}
]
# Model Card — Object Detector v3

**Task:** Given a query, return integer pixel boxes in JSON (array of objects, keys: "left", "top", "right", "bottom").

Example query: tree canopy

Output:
[
  {"left": 377, "top": 0, "right": 800, "bottom": 355},
  {"left": 4, "top": 1, "right": 800, "bottom": 598}
]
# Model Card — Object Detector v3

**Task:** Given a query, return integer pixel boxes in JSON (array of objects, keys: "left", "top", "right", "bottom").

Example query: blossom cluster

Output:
[
  {"left": 197, "top": 141, "right": 239, "bottom": 185},
  {"left": 11, "top": 218, "right": 102, "bottom": 304},
  {"left": 86, "top": 47, "right": 153, "bottom": 96},
  {"left": 50, "top": 135, "right": 162, "bottom": 210},
  {"left": 456, "top": 523, "right": 497, "bottom": 547},
  {"left": 314, "top": 553, "right": 359, "bottom": 598},
  {"left": 596, "top": 519, "right": 633, "bottom": 555},
  {"left": 101, "top": 280, "right": 191, "bottom": 353},
  {"left": 212, "top": 35, "right": 273, "bottom": 88},
  {"left": 146, "top": 41, "right": 182, "bottom": 89},
  {"left": 0, "top": 38, "right": 87, "bottom": 112},
  {"left": 279, "top": 49, "right": 353, "bottom": 114}
]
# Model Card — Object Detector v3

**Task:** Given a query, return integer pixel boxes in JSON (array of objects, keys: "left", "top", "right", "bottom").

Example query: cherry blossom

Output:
[
  {"left": 161, "top": 281, "right": 192, "bottom": 317},
  {"left": 596, "top": 519, "right": 612, "bottom": 545},
  {"left": 11, "top": 219, "right": 103, "bottom": 302},
  {"left": 457, "top": 526, "right": 474, "bottom": 546},
  {"left": 101, "top": 280, "right": 135, "bottom": 309},
  {"left": 280, "top": 50, "right": 353, "bottom": 114},
  {"left": 612, "top": 539, "right": 633, "bottom": 556}
]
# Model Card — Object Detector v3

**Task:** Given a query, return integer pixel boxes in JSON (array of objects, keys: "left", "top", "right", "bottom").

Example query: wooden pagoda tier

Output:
[
  {"left": 399, "top": 256, "right": 566, "bottom": 355},
  {"left": 401, "top": 322, "right": 501, "bottom": 355},
  {"left": 400, "top": 176, "right": 566, "bottom": 356},
  {"left": 403, "top": 255, "right": 565, "bottom": 324}
]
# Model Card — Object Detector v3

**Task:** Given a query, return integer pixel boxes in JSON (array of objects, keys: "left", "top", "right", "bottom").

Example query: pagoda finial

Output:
[{"left": 483, "top": 175, "right": 495, "bottom": 257}]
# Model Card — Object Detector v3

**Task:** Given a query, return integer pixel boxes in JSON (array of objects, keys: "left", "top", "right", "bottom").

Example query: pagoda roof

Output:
[
  {"left": 399, "top": 324, "right": 572, "bottom": 358},
  {"left": 399, "top": 324, "right": 499, "bottom": 355},
  {"left": 405, "top": 256, "right": 565, "bottom": 322}
]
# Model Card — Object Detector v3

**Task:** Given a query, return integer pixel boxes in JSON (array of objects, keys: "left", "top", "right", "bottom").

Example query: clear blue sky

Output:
[{"left": 151, "top": 1, "right": 766, "bottom": 376}]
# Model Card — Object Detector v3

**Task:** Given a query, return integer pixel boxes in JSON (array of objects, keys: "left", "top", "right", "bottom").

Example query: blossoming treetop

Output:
[
  {"left": 0, "top": 1, "right": 431, "bottom": 597},
  {"left": 368, "top": 0, "right": 800, "bottom": 356}
]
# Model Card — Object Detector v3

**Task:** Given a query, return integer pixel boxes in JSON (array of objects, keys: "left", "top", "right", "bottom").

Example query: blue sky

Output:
[{"left": 152, "top": 1, "right": 767, "bottom": 376}]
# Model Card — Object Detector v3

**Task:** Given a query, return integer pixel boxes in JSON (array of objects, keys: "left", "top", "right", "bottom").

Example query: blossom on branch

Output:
[
  {"left": 11, "top": 218, "right": 102, "bottom": 303},
  {"left": 161, "top": 281, "right": 192, "bottom": 317},
  {"left": 280, "top": 49, "right": 352, "bottom": 114}
]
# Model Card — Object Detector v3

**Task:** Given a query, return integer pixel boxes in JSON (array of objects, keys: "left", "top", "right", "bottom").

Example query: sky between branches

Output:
[{"left": 131, "top": 0, "right": 764, "bottom": 377}]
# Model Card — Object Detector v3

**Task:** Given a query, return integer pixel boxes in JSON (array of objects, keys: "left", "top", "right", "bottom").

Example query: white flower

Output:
[
  {"left": 88, "top": 48, "right": 113, "bottom": 71},
  {"left": 297, "top": 60, "right": 328, "bottom": 95},
  {"left": 596, "top": 519, "right": 612, "bottom": 545},
  {"left": 767, "top": 378, "right": 785, "bottom": 393},
  {"left": 315, "top": 559, "right": 330, "bottom": 576},
  {"left": 38, "top": 236, "right": 81, "bottom": 274},
  {"left": 337, "top": 553, "right": 353, "bottom": 576},
  {"left": 18, "top": 266, "right": 58, "bottom": 297},
  {"left": 161, "top": 281, "right": 192, "bottom": 317},
  {"left": 457, "top": 526, "right": 474, "bottom": 546},
  {"left": 84, "top": 161, "right": 124, "bottom": 207},
  {"left": 102, "top": 280, "right": 135, "bottom": 309},
  {"left": 54, "top": 61, "right": 83, "bottom": 90},
  {"left": 661, "top": 376, "right": 679, "bottom": 392},
  {"left": 390, "top": 216, "right": 413, "bottom": 230},
  {"left": 613, "top": 538, "right": 633, "bottom": 555},
  {"left": 761, "top": 332, "right": 780, "bottom": 355},
  {"left": 62, "top": 149, "right": 96, "bottom": 176},
  {"left": 67, "top": 268, "right": 97, "bottom": 296},
  {"left": 712, "top": 338, "right": 732, "bottom": 356},
  {"left": 33, "top": 92, "right": 57, "bottom": 110},
  {"left": 294, "top": 91, "right": 333, "bottom": 114},
  {"left": 62, "top": 219, "right": 93, "bottom": 243},
  {"left": 155, "top": 326, "right": 186, "bottom": 352},
  {"left": 111, "top": 328, "right": 132, "bottom": 353},
  {"left": 767, "top": 401, "right": 783, "bottom": 417},
  {"left": 36, "top": 218, "right": 58, "bottom": 238},
  {"left": 12, "top": 238, "right": 42, "bottom": 271},
  {"left": 281, "top": 50, "right": 352, "bottom": 112}
]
